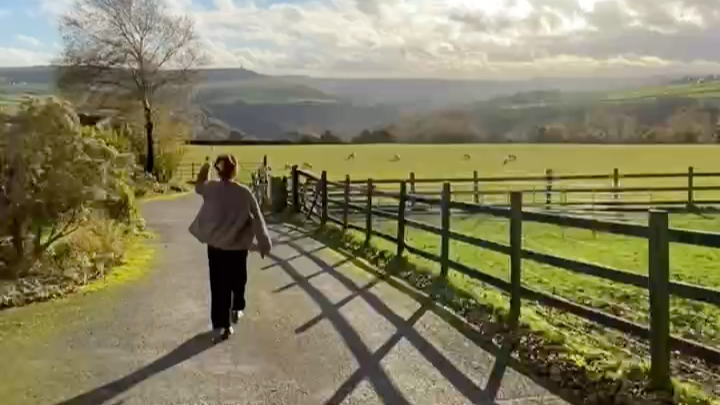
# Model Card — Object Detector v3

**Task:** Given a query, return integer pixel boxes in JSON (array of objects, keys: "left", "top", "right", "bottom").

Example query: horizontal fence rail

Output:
[
  {"left": 177, "top": 160, "right": 264, "bottom": 184},
  {"left": 288, "top": 164, "right": 720, "bottom": 394},
  {"left": 294, "top": 166, "right": 720, "bottom": 215}
]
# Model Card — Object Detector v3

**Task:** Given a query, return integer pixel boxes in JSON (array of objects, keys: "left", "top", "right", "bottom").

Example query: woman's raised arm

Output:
[{"left": 195, "top": 160, "right": 211, "bottom": 195}]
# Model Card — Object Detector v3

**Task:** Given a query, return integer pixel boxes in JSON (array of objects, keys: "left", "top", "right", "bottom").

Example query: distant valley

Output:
[{"left": 2, "top": 66, "right": 717, "bottom": 144}]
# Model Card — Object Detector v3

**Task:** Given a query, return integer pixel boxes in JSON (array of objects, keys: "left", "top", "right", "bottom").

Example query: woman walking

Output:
[{"left": 189, "top": 154, "right": 272, "bottom": 341}]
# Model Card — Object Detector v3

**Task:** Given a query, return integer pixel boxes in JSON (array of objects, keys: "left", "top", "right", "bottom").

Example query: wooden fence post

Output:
[
  {"left": 649, "top": 210, "right": 671, "bottom": 393},
  {"left": 473, "top": 170, "right": 480, "bottom": 203},
  {"left": 613, "top": 168, "right": 619, "bottom": 201},
  {"left": 291, "top": 165, "right": 300, "bottom": 213},
  {"left": 509, "top": 192, "right": 523, "bottom": 330},
  {"left": 321, "top": 171, "right": 328, "bottom": 225},
  {"left": 440, "top": 183, "right": 451, "bottom": 279},
  {"left": 409, "top": 172, "right": 416, "bottom": 210},
  {"left": 278, "top": 176, "right": 288, "bottom": 213},
  {"left": 343, "top": 175, "right": 350, "bottom": 231},
  {"left": 545, "top": 169, "right": 553, "bottom": 208},
  {"left": 397, "top": 182, "right": 407, "bottom": 257},
  {"left": 365, "top": 179, "right": 373, "bottom": 246},
  {"left": 191, "top": 162, "right": 196, "bottom": 179},
  {"left": 302, "top": 181, "right": 308, "bottom": 211},
  {"left": 688, "top": 166, "right": 695, "bottom": 208}
]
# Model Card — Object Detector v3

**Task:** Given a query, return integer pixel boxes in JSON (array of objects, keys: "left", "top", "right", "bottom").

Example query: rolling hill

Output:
[
  {"left": 0, "top": 66, "right": 54, "bottom": 108},
  {"left": 191, "top": 69, "right": 401, "bottom": 139},
  {"left": 604, "top": 80, "right": 720, "bottom": 102},
  {"left": 2, "top": 65, "right": 716, "bottom": 141},
  {"left": 284, "top": 75, "right": 672, "bottom": 110}
]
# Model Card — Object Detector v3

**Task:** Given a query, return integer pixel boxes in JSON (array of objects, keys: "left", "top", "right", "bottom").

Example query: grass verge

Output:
[
  {"left": 282, "top": 212, "right": 719, "bottom": 405},
  {"left": 0, "top": 232, "right": 157, "bottom": 344},
  {"left": 0, "top": 186, "right": 185, "bottom": 312}
]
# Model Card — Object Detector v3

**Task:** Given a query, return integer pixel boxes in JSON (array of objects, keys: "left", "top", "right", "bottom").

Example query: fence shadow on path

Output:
[
  {"left": 54, "top": 332, "right": 216, "bottom": 405},
  {"left": 269, "top": 224, "right": 575, "bottom": 405},
  {"left": 268, "top": 227, "right": 502, "bottom": 405},
  {"left": 266, "top": 250, "right": 417, "bottom": 405}
]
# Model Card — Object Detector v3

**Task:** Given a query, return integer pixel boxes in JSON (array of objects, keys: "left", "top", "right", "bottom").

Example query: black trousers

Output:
[{"left": 207, "top": 246, "right": 249, "bottom": 329}]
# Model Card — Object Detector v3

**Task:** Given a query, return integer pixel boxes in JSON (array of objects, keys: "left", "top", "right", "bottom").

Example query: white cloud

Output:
[
  {"left": 38, "top": 0, "right": 74, "bottom": 15},
  {"left": 175, "top": 0, "right": 720, "bottom": 78},
  {"left": 29, "top": 0, "right": 720, "bottom": 78},
  {"left": 16, "top": 35, "right": 42, "bottom": 48},
  {"left": 213, "top": 0, "right": 236, "bottom": 12},
  {"left": 0, "top": 47, "right": 52, "bottom": 67}
]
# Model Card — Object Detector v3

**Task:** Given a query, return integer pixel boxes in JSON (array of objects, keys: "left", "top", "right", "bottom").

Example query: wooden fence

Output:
[
  {"left": 317, "top": 167, "right": 720, "bottom": 213},
  {"left": 176, "top": 160, "right": 262, "bottom": 182},
  {"left": 289, "top": 165, "right": 720, "bottom": 394}
]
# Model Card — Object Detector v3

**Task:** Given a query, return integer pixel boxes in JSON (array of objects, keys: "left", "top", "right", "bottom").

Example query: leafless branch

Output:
[
  {"left": 57, "top": 0, "right": 205, "bottom": 110},
  {"left": 42, "top": 209, "right": 83, "bottom": 250}
]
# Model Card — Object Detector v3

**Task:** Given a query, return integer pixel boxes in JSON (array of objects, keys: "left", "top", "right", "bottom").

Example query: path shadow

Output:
[
  {"left": 272, "top": 258, "right": 353, "bottom": 294},
  {"left": 54, "top": 332, "right": 216, "bottom": 405},
  {"left": 267, "top": 250, "right": 414, "bottom": 405},
  {"left": 259, "top": 245, "right": 327, "bottom": 271},
  {"left": 267, "top": 233, "right": 499, "bottom": 405},
  {"left": 270, "top": 224, "right": 574, "bottom": 405},
  {"left": 271, "top": 233, "right": 312, "bottom": 246},
  {"left": 269, "top": 239, "right": 494, "bottom": 404}
]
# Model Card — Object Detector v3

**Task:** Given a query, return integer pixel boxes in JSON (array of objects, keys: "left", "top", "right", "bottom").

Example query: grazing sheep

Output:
[
  {"left": 391, "top": 154, "right": 401, "bottom": 161},
  {"left": 302, "top": 162, "right": 313, "bottom": 169},
  {"left": 502, "top": 154, "right": 517, "bottom": 166},
  {"left": 347, "top": 152, "right": 356, "bottom": 160},
  {"left": 284, "top": 163, "right": 292, "bottom": 170},
  {"left": 463, "top": 154, "right": 471, "bottom": 160}
]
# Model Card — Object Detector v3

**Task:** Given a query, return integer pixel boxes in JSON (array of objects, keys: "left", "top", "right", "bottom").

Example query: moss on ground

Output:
[{"left": 0, "top": 233, "right": 157, "bottom": 345}]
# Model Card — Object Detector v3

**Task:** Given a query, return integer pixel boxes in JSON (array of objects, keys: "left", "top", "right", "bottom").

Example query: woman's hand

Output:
[
  {"left": 251, "top": 245, "right": 270, "bottom": 259},
  {"left": 259, "top": 243, "right": 271, "bottom": 259},
  {"left": 195, "top": 158, "right": 212, "bottom": 195}
]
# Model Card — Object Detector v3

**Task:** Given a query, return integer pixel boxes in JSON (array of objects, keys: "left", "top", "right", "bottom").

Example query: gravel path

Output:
[{"left": 0, "top": 195, "right": 570, "bottom": 405}]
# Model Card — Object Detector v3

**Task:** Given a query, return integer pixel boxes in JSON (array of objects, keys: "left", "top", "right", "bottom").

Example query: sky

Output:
[{"left": 1, "top": 0, "right": 720, "bottom": 79}]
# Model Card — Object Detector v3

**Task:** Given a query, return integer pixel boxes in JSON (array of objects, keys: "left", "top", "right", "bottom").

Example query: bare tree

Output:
[{"left": 58, "top": 0, "right": 204, "bottom": 174}]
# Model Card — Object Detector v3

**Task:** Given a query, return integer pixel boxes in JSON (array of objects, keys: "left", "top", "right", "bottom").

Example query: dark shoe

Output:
[
  {"left": 231, "top": 310, "right": 244, "bottom": 324},
  {"left": 212, "top": 328, "right": 225, "bottom": 343},
  {"left": 221, "top": 326, "right": 234, "bottom": 341}
]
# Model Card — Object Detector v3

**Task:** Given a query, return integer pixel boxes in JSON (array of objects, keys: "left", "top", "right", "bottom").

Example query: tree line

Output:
[{"left": 288, "top": 96, "right": 720, "bottom": 145}]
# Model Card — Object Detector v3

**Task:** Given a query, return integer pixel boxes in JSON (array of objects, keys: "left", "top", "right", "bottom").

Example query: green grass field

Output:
[
  {"left": 0, "top": 83, "right": 52, "bottom": 111},
  {"left": 183, "top": 144, "right": 720, "bottom": 202},
  {"left": 368, "top": 213, "right": 720, "bottom": 346},
  {"left": 184, "top": 144, "right": 720, "bottom": 179},
  {"left": 188, "top": 144, "right": 720, "bottom": 398},
  {"left": 183, "top": 145, "right": 720, "bottom": 335},
  {"left": 605, "top": 81, "right": 720, "bottom": 102}
]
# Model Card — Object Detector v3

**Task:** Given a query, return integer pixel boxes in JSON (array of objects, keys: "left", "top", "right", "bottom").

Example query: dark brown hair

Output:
[{"left": 214, "top": 154, "right": 238, "bottom": 180}]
